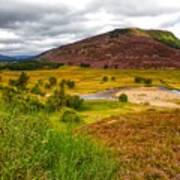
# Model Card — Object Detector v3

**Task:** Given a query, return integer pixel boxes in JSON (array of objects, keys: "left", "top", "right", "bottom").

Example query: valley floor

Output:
[{"left": 0, "top": 66, "right": 180, "bottom": 179}]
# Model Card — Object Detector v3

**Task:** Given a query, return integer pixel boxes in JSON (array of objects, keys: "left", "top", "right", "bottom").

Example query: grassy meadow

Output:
[
  {"left": 0, "top": 66, "right": 180, "bottom": 179},
  {"left": 0, "top": 66, "right": 179, "bottom": 93}
]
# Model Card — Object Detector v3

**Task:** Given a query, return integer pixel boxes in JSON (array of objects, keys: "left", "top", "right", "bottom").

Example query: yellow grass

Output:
[{"left": 0, "top": 66, "right": 179, "bottom": 94}]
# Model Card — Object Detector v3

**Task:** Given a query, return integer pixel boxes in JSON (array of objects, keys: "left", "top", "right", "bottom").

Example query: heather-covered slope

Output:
[{"left": 38, "top": 28, "right": 180, "bottom": 69}]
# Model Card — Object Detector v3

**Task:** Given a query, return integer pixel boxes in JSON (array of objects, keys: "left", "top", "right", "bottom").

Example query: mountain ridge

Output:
[{"left": 37, "top": 28, "right": 180, "bottom": 68}]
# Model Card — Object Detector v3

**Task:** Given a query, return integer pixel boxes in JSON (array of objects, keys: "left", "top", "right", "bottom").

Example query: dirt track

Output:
[{"left": 81, "top": 87, "right": 180, "bottom": 109}]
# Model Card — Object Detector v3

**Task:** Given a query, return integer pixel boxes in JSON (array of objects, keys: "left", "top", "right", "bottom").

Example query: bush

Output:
[
  {"left": 25, "top": 96, "right": 44, "bottom": 111},
  {"left": 44, "top": 83, "right": 51, "bottom": 89},
  {"left": 102, "top": 76, "right": 109, "bottom": 82},
  {"left": 2, "top": 86, "right": 16, "bottom": 103},
  {"left": 134, "top": 76, "right": 144, "bottom": 83},
  {"left": 60, "top": 108, "right": 81, "bottom": 123},
  {"left": 9, "top": 72, "right": 29, "bottom": 90},
  {"left": 80, "top": 63, "right": 90, "bottom": 68},
  {"left": 111, "top": 76, "right": 116, "bottom": 81},
  {"left": 118, "top": 93, "right": 128, "bottom": 102},
  {"left": 2, "top": 85, "right": 44, "bottom": 113},
  {"left": 114, "top": 65, "right": 118, "bottom": 69},
  {"left": 31, "top": 84, "right": 44, "bottom": 96},
  {"left": 66, "top": 80, "right": 75, "bottom": 89},
  {"left": 134, "top": 76, "right": 153, "bottom": 86},
  {"left": 144, "top": 78, "right": 152, "bottom": 86},
  {"left": 46, "top": 90, "right": 66, "bottom": 112},
  {"left": 103, "top": 64, "right": 109, "bottom": 69},
  {"left": 48, "top": 76, "right": 57, "bottom": 87},
  {"left": 67, "top": 95, "right": 84, "bottom": 110},
  {"left": 46, "top": 91, "right": 83, "bottom": 112},
  {"left": 37, "top": 79, "right": 43, "bottom": 85}
]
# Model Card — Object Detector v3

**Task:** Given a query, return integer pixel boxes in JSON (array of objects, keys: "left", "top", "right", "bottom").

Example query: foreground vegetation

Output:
[
  {"left": 0, "top": 72, "right": 117, "bottom": 179},
  {"left": 0, "top": 111, "right": 117, "bottom": 179},
  {"left": 0, "top": 66, "right": 179, "bottom": 179}
]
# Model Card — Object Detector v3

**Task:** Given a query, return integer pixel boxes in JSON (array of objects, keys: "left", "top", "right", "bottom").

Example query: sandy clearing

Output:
[{"left": 116, "top": 87, "right": 180, "bottom": 109}]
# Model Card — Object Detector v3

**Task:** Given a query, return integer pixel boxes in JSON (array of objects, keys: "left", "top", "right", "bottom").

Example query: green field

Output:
[{"left": 0, "top": 66, "right": 180, "bottom": 179}]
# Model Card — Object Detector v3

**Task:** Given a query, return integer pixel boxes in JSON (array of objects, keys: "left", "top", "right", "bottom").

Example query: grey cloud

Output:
[
  {"left": 0, "top": 0, "right": 180, "bottom": 55},
  {"left": 87, "top": 0, "right": 180, "bottom": 17},
  {"left": 0, "top": 1, "right": 69, "bottom": 28}
]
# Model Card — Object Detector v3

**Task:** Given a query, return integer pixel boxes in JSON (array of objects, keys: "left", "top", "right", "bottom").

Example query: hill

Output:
[
  {"left": 0, "top": 54, "right": 35, "bottom": 62},
  {"left": 0, "top": 54, "right": 15, "bottom": 61},
  {"left": 38, "top": 28, "right": 180, "bottom": 69}
]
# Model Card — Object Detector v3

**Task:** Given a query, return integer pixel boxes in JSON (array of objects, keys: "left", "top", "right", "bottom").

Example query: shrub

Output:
[
  {"left": 8, "top": 72, "right": 29, "bottom": 90},
  {"left": 103, "top": 64, "right": 109, "bottom": 69},
  {"left": 118, "top": 93, "right": 128, "bottom": 102},
  {"left": 67, "top": 95, "right": 84, "bottom": 110},
  {"left": 114, "top": 65, "right": 118, "bottom": 69},
  {"left": 134, "top": 76, "right": 144, "bottom": 83},
  {"left": 46, "top": 90, "right": 66, "bottom": 112},
  {"left": 8, "top": 79, "right": 16, "bottom": 87},
  {"left": 111, "top": 76, "right": 116, "bottom": 81},
  {"left": 37, "top": 79, "right": 43, "bottom": 86},
  {"left": 2, "top": 86, "right": 16, "bottom": 103},
  {"left": 66, "top": 80, "right": 75, "bottom": 89},
  {"left": 25, "top": 96, "right": 44, "bottom": 111},
  {"left": 46, "top": 91, "right": 83, "bottom": 112},
  {"left": 2, "top": 86, "right": 44, "bottom": 113},
  {"left": 80, "top": 63, "right": 90, "bottom": 68},
  {"left": 60, "top": 108, "right": 81, "bottom": 123},
  {"left": 102, "top": 76, "right": 109, "bottom": 82},
  {"left": 48, "top": 76, "right": 57, "bottom": 87},
  {"left": 46, "top": 80, "right": 67, "bottom": 112},
  {"left": 144, "top": 78, "right": 152, "bottom": 86},
  {"left": 44, "top": 83, "right": 51, "bottom": 89},
  {"left": 31, "top": 84, "right": 44, "bottom": 96},
  {"left": 134, "top": 77, "right": 153, "bottom": 86},
  {"left": 16, "top": 72, "right": 29, "bottom": 90}
]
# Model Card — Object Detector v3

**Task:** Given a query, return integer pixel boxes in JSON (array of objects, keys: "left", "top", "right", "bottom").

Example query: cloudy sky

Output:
[{"left": 0, "top": 0, "right": 180, "bottom": 56}]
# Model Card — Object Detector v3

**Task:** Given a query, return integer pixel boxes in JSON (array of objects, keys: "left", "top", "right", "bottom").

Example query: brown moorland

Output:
[
  {"left": 84, "top": 111, "right": 180, "bottom": 179},
  {"left": 38, "top": 28, "right": 180, "bottom": 69}
]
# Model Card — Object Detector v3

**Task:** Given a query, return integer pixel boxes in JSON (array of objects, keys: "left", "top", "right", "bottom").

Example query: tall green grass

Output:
[{"left": 0, "top": 111, "right": 117, "bottom": 180}]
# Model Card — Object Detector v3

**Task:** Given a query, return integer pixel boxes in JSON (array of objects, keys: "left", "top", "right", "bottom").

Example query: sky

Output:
[{"left": 0, "top": 0, "right": 180, "bottom": 56}]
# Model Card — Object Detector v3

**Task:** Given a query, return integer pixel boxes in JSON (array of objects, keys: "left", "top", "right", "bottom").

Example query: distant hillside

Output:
[
  {"left": 0, "top": 54, "right": 15, "bottom": 61},
  {"left": 0, "top": 54, "right": 35, "bottom": 62},
  {"left": 38, "top": 28, "right": 180, "bottom": 69}
]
